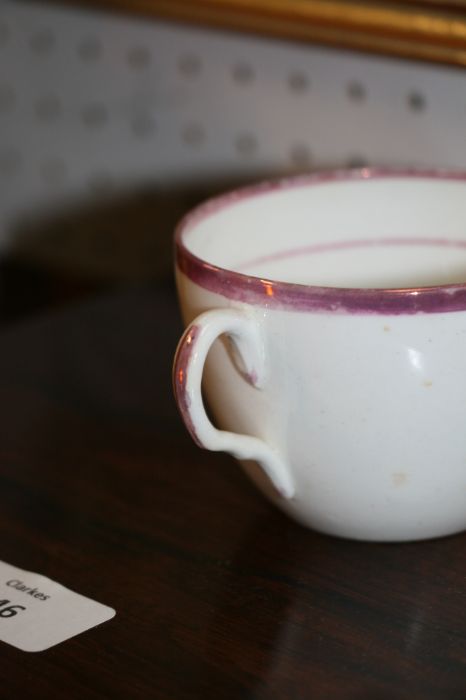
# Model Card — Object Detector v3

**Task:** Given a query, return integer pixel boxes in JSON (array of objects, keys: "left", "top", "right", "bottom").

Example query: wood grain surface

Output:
[{"left": 0, "top": 283, "right": 464, "bottom": 699}]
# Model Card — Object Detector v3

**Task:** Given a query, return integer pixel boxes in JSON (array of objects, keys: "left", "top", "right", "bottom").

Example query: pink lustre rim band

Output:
[{"left": 175, "top": 169, "right": 466, "bottom": 315}]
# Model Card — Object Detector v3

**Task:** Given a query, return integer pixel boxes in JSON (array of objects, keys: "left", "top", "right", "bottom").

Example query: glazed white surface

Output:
[
  {"left": 183, "top": 177, "right": 466, "bottom": 287},
  {"left": 176, "top": 271, "right": 466, "bottom": 541},
  {"left": 239, "top": 242, "right": 466, "bottom": 288}
]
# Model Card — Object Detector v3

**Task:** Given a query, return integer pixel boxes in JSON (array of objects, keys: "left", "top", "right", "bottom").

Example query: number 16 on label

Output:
[
  {"left": 0, "top": 561, "right": 115, "bottom": 652},
  {"left": 0, "top": 600, "right": 26, "bottom": 618}
]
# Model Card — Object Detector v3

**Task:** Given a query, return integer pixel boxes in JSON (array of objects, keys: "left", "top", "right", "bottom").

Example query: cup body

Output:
[{"left": 174, "top": 171, "right": 466, "bottom": 541}]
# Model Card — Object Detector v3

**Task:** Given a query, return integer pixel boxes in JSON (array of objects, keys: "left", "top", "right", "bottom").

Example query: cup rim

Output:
[{"left": 175, "top": 168, "right": 466, "bottom": 314}]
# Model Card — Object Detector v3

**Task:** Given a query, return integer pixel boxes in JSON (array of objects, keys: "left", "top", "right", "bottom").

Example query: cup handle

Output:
[{"left": 173, "top": 308, "right": 294, "bottom": 499}]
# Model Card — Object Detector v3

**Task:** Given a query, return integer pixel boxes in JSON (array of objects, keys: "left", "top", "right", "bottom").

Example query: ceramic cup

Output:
[{"left": 173, "top": 170, "right": 466, "bottom": 542}]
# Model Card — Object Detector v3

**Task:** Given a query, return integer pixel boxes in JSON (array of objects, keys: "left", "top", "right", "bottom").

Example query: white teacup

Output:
[{"left": 173, "top": 170, "right": 466, "bottom": 542}]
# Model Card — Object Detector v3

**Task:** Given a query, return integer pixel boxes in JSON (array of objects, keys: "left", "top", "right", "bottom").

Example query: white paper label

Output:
[{"left": 0, "top": 560, "right": 116, "bottom": 652}]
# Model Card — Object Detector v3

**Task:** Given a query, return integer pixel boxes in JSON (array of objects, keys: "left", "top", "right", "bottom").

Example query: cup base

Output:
[{"left": 240, "top": 460, "right": 466, "bottom": 543}]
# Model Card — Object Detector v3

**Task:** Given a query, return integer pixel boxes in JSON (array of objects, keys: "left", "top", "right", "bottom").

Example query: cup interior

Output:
[{"left": 180, "top": 174, "right": 466, "bottom": 289}]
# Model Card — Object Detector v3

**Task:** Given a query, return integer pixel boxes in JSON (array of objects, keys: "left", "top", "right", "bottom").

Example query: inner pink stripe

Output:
[{"left": 238, "top": 237, "right": 466, "bottom": 271}]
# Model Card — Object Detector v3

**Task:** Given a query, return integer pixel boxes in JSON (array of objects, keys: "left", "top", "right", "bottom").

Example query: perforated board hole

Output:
[
  {"left": 178, "top": 53, "right": 202, "bottom": 78},
  {"left": 235, "top": 132, "right": 258, "bottom": 156},
  {"left": 182, "top": 122, "right": 205, "bottom": 147},
  {"left": 347, "top": 81, "right": 366, "bottom": 102},
  {"left": 347, "top": 155, "right": 368, "bottom": 168},
  {"left": 77, "top": 37, "right": 103, "bottom": 62},
  {"left": 288, "top": 71, "right": 310, "bottom": 93},
  {"left": 407, "top": 91, "right": 426, "bottom": 112},
  {"left": 290, "top": 143, "right": 312, "bottom": 168},
  {"left": 81, "top": 102, "right": 108, "bottom": 129},
  {"left": 29, "top": 28, "right": 56, "bottom": 55},
  {"left": 130, "top": 113, "right": 156, "bottom": 139},
  {"left": 232, "top": 63, "right": 255, "bottom": 85},
  {"left": 127, "top": 46, "right": 151, "bottom": 71}
]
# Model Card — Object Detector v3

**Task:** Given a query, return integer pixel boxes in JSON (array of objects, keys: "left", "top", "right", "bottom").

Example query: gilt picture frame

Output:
[{"left": 64, "top": 0, "right": 466, "bottom": 67}]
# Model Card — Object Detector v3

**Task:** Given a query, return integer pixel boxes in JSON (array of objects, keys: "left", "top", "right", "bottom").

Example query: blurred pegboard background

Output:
[{"left": 1, "top": 0, "right": 466, "bottom": 286}]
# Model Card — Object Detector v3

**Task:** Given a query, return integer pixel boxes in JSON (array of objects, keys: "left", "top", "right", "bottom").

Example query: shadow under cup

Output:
[{"left": 174, "top": 170, "right": 466, "bottom": 542}]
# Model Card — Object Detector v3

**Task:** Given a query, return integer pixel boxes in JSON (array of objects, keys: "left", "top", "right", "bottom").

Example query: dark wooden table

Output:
[{"left": 0, "top": 283, "right": 464, "bottom": 699}]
